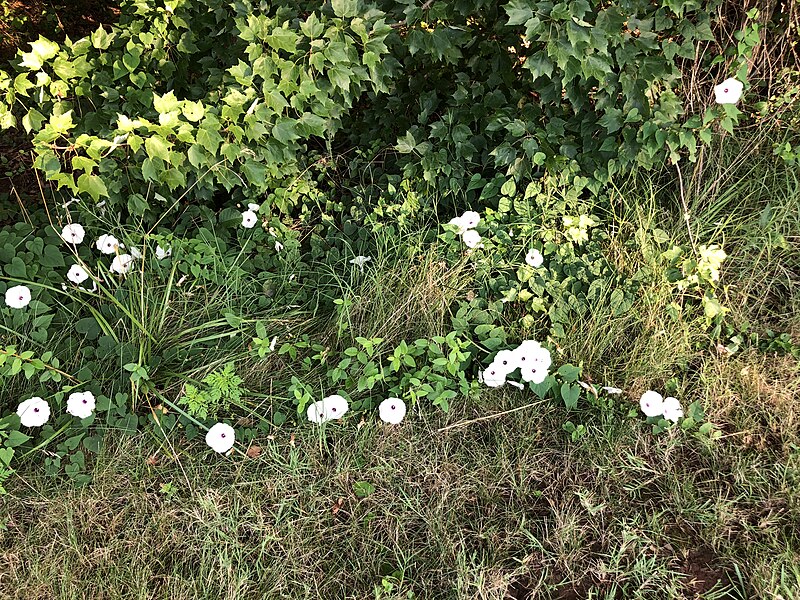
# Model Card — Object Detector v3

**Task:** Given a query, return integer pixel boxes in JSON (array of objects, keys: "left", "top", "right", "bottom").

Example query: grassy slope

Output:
[{"left": 2, "top": 142, "right": 800, "bottom": 599}]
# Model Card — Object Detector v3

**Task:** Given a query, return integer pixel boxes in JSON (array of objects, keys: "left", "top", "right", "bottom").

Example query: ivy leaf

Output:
[
  {"left": 331, "top": 0, "right": 360, "bottom": 18},
  {"left": 266, "top": 27, "right": 298, "bottom": 53},
  {"left": 91, "top": 26, "right": 114, "bottom": 50},
  {"left": 271, "top": 119, "right": 299, "bottom": 144},
  {"left": 76, "top": 173, "right": 109, "bottom": 201},
  {"left": 242, "top": 160, "right": 267, "bottom": 186},
  {"left": 20, "top": 36, "right": 60, "bottom": 69},
  {"left": 145, "top": 136, "right": 171, "bottom": 162}
]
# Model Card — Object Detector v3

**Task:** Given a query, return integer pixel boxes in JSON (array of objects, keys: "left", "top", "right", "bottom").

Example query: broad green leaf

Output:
[
  {"left": 76, "top": 173, "right": 109, "bottom": 201},
  {"left": 331, "top": 0, "right": 360, "bottom": 18},
  {"left": 91, "top": 26, "right": 114, "bottom": 50},
  {"left": 271, "top": 119, "right": 299, "bottom": 144},
  {"left": 145, "top": 136, "right": 171, "bottom": 162}
]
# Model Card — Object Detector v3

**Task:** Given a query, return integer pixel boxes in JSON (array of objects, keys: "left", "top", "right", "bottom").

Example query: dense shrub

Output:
[{"left": 0, "top": 0, "right": 774, "bottom": 219}]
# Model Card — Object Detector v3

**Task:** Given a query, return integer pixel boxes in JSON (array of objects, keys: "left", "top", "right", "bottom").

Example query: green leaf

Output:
[
  {"left": 22, "top": 108, "right": 45, "bottom": 133},
  {"left": 271, "top": 119, "right": 299, "bottom": 144},
  {"left": 122, "top": 48, "right": 142, "bottom": 72},
  {"left": 20, "top": 36, "right": 60, "bottom": 70},
  {"left": 145, "top": 136, "right": 171, "bottom": 162},
  {"left": 353, "top": 480, "right": 376, "bottom": 498},
  {"left": 76, "top": 174, "right": 109, "bottom": 201},
  {"left": 49, "top": 110, "right": 75, "bottom": 134},
  {"left": 504, "top": 0, "right": 534, "bottom": 25},
  {"left": 331, "top": 0, "right": 360, "bottom": 18},
  {"left": 4, "top": 430, "right": 31, "bottom": 448},
  {"left": 40, "top": 244, "right": 65, "bottom": 268},
  {"left": 561, "top": 382, "right": 580, "bottom": 409},
  {"left": 0, "top": 447, "right": 13, "bottom": 467},
  {"left": 242, "top": 160, "right": 267, "bottom": 186},
  {"left": 153, "top": 91, "right": 180, "bottom": 114},
  {"left": 557, "top": 364, "right": 581, "bottom": 383},
  {"left": 266, "top": 27, "right": 298, "bottom": 53},
  {"left": 91, "top": 26, "right": 114, "bottom": 50}
]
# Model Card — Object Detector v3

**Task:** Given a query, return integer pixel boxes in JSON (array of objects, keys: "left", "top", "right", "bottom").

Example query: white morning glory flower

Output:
[
  {"left": 96, "top": 234, "right": 120, "bottom": 254},
  {"left": 525, "top": 248, "right": 543, "bottom": 268},
  {"left": 241, "top": 210, "right": 258, "bottom": 229},
  {"left": 493, "top": 349, "right": 521, "bottom": 375},
  {"left": 274, "top": 241, "right": 284, "bottom": 252},
  {"left": 66, "top": 264, "right": 90, "bottom": 285},
  {"left": 714, "top": 77, "right": 744, "bottom": 104},
  {"left": 640, "top": 390, "right": 664, "bottom": 418},
  {"left": 66, "top": 391, "right": 96, "bottom": 419},
  {"left": 513, "top": 341, "right": 551, "bottom": 371},
  {"left": 205, "top": 422, "right": 236, "bottom": 453},
  {"left": 17, "top": 396, "right": 50, "bottom": 427},
  {"left": 520, "top": 362, "right": 549, "bottom": 384},
  {"left": 378, "top": 397, "right": 406, "bottom": 424},
  {"left": 462, "top": 229, "right": 482, "bottom": 248},
  {"left": 662, "top": 396, "right": 684, "bottom": 423},
  {"left": 128, "top": 246, "right": 143, "bottom": 259},
  {"left": 350, "top": 256, "right": 371, "bottom": 272},
  {"left": 61, "top": 223, "right": 85, "bottom": 245},
  {"left": 481, "top": 365, "right": 506, "bottom": 388},
  {"left": 110, "top": 253, "right": 134, "bottom": 275},
  {"left": 460, "top": 210, "right": 480, "bottom": 229},
  {"left": 247, "top": 203, "right": 260, "bottom": 212},
  {"left": 307, "top": 394, "right": 349, "bottom": 424},
  {"left": 447, "top": 216, "right": 469, "bottom": 235},
  {"left": 602, "top": 386, "right": 623, "bottom": 395},
  {"left": 155, "top": 245, "right": 172, "bottom": 260},
  {"left": 5, "top": 285, "right": 32, "bottom": 309}
]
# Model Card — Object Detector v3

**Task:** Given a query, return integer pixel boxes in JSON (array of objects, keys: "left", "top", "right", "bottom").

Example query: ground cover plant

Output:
[{"left": 1, "top": 0, "right": 799, "bottom": 598}]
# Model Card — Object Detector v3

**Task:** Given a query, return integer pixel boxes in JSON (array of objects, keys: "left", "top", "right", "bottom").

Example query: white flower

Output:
[
  {"left": 462, "top": 229, "right": 482, "bottom": 248},
  {"left": 247, "top": 203, "right": 260, "bottom": 212},
  {"left": 307, "top": 394, "right": 349, "bottom": 424},
  {"left": 241, "top": 210, "right": 258, "bottom": 228},
  {"left": 602, "top": 386, "right": 623, "bottom": 395},
  {"left": 96, "top": 234, "right": 120, "bottom": 254},
  {"left": 525, "top": 248, "right": 543, "bottom": 268},
  {"left": 513, "top": 341, "right": 551, "bottom": 371},
  {"left": 205, "top": 422, "right": 236, "bottom": 453},
  {"left": 714, "top": 77, "right": 744, "bottom": 104},
  {"left": 350, "top": 256, "right": 371, "bottom": 272},
  {"left": 379, "top": 397, "right": 406, "bottom": 424},
  {"left": 61, "top": 223, "right": 85, "bottom": 245},
  {"left": 66, "top": 264, "right": 90, "bottom": 285},
  {"left": 447, "top": 216, "right": 469, "bottom": 235},
  {"left": 481, "top": 365, "right": 506, "bottom": 388},
  {"left": 506, "top": 380, "right": 524, "bottom": 389},
  {"left": 520, "top": 362, "right": 549, "bottom": 384},
  {"left": 5, "top": 285, "right": 32, "bottom": 309},
  {"left": 493, "top": 349, "right": 521, "bottom": 375},
  {"left": 662, "top": 396, "right": 684, "bottom": 423},
  {"left": 155, "top": 245, "right": 172, "bottom": 260},
  {"left": 274, "top": 241, "right": 284, "bottom": 252},
  {"left": 110, "top": 253, "right": 134, "bottom": 275},
  {"left": 460, "top": 210, "right": 480, "bottom": 229},
  {"left": 129, "top": 246, "right": 142, "bottom": 259},
  {"left": 16, "top": 396, "right": 50, "bottom": 427},
  {"left": 640, "top": 390, "right": 664, "bottom": 418},
  {"left": 66, "top": 391, "right": 96, "bottom": 419}
]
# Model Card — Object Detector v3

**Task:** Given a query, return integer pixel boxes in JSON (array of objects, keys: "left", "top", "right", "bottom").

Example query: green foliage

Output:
[
  {"left": 179, "top": 362, "right": 244, "bottom": 420},
  {"left": 0, "top": 0, "right": 766, "bottom": 221}
]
